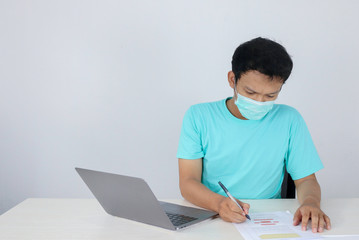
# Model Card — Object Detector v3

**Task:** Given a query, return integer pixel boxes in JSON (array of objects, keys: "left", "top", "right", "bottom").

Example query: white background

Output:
[{"left": 1, "top": 0, "right": 358, "bottom": 214}]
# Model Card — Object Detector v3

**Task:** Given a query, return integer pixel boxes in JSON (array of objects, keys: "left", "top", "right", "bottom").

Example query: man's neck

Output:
[{"left": 226, "top": 97, "right": 247, "bottom": 120}]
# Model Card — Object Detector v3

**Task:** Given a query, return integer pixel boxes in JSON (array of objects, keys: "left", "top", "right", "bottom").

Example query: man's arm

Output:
[
  {"left": 178, "top": 158, "right": 249, "bottom": 223},
  {"left": 293, "top": 173, "right": 331, "bottom": 233}
]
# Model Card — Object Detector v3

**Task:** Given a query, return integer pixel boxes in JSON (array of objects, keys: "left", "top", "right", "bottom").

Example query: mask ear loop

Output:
[{"left": 233, "top": 77, "right": 239, "bottom": 101}]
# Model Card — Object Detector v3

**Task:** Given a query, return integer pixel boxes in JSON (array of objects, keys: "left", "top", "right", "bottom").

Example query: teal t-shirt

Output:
[{"left": 177, "top": 97, "right": 323, "bottom": 199}]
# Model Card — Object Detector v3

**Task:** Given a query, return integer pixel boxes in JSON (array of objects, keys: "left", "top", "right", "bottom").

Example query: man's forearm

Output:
[
  {"left": 296, "top": 177, "right": 321, "bottom": 207},
  {"left": 180, "top": 178, "right": 225, "bottom": 212}
]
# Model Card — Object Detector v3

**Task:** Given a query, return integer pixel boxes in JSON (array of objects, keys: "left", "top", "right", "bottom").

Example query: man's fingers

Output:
[
  {"left": 324, "top": 214, "right": 331, "bottom": 230},
  {"left": 293, "top": 209, "right": 302, "bottom": 226},
  {"left": 228, "top": 199, "right": 249, "bottom": 217},
  {"left": 301, "top": 212, "right": 310, "bottom": 231},
  {"left": 219, "top": 198, "right": 249, "bottom": 223},
  {"left": 231, "top": 213, "right": 247, "bottom": 223},
  {"left": 242, "top": 203, "right": 250, "bottom": 214},
  {"left": 318, "top": 215, "right": 325, "bottom": 233},
  {"left": 228, "top": 201, "right": 244, "bottom": 214},
  {"left": 220, "top": 207, "right": 247, "bottom": 223},
  {"left": 235, "top": 199, "right": 250, "bottom": 214},
  {"left": 311, "top": 213, "right": 319, "bottom": 233},
  {"left": 294, "top": 203, "right": 331, "bottom": 232},
  {"left": 236, "top": 200, "right": 250, "bottom": 208}
]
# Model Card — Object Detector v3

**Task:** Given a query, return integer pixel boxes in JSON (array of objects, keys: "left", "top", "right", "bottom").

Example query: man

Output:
[{"left": 177, "top": 37, "right": 331, "bottom": 233}]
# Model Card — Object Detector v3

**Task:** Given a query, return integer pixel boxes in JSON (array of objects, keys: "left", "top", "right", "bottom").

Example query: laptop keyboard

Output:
[{"left": 166, "top": 212, "right": 198, "bottom": 226}]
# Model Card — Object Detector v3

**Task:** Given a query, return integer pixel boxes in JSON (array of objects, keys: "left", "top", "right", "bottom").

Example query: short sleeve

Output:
[
  {"left": 285, "top": 111, "right": 324, "bottom": 180},
  {"left": 176, "top": 106, "right": 204, "bottom": 159}
]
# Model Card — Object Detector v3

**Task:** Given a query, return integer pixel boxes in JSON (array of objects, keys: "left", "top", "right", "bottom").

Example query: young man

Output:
[{"left": 177, "top": 37, "right": 331, "bottom": 233}]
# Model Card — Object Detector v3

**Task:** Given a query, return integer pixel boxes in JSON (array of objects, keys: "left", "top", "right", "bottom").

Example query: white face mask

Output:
[{"left": 234, "top": 90, "right": 275, "bottom": 120}]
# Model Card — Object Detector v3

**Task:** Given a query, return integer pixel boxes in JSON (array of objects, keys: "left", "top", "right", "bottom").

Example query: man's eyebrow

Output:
[
  {"left": 244, "top": 86, "right": 256, "bottom": 92},
  {"left": 268, "top": 89, "right": 281, "bottom": 95}
]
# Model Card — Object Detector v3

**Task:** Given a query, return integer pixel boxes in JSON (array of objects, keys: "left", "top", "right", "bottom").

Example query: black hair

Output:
[{"left": 231, "top": 37, "right": 293, "bottom": 83}]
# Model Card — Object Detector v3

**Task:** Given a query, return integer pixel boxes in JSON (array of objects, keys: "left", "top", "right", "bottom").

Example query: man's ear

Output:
[{"left": 228, "top": 71, "right": 236, "bottom": 89}]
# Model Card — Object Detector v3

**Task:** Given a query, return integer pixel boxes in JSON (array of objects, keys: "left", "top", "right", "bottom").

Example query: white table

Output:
[{"left": 0, "top": 198, "right": 358, "bottom": 239}]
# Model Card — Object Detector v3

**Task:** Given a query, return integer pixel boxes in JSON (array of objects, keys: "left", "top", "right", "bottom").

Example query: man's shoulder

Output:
[
  {"left": 274, "top": 104, "right": 298, "bottom": 113},
  {"left": 272, "top": 104, "right": 303, "bottom": 120},
  {"left": 188, "top": 98, "right": 226, "bottom": 114}
]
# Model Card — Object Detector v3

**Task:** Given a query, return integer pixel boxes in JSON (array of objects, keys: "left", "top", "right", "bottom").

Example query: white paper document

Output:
[
  {"left": 322, "top": 236, "right": 359, "bottom": 239},
  {"left": 234, "top": 211, "right": 322, "bottom": 240}
]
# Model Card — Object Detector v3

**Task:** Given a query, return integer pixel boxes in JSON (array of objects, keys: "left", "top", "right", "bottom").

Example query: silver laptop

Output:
[{"left": 75, "top": 168, "right": 218, "bottom": 230}]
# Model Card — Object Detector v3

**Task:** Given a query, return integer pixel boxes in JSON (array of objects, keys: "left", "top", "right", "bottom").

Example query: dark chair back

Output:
[{"left": 281, "top": 169, "right": 296, "bottom": 198}]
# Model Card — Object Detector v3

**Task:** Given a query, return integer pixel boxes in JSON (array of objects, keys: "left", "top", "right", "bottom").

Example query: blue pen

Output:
[{"left": 218, "top": 181, "right": 251, "bottom": 220}]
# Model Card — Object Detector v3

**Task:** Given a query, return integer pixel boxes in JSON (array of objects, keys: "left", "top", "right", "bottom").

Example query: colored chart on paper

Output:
[
  {"left": 234, "top": 211, "right": 322, "bottom": 240},
  {"left": 253, "top": 218, "right": 280, "bottom": 226}
]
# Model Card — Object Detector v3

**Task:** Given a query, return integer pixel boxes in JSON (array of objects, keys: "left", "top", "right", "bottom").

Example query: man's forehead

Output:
[{"left": 238, "top": 72, "right": 283, "bottom": 93}]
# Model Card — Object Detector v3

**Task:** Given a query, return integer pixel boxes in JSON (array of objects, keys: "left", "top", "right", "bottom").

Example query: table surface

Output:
[{"left": 0, "top": 198, "right": 358, "bottom": 239}]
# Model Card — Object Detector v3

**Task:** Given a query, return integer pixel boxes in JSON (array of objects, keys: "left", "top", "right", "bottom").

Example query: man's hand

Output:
[
  {"left": 217, "top": 197, "right": 250, "bottom": 223},
  {"left": 294, "top": 174, "right": 331, "bottom": 233},
  {"left": 293, "top": 200, "right": 331, "bottom": 233},
  {"left": 179, "top": 158, "right": 250, "bottom": 222},
  {"left": 179, "top": 158, "right": 248, "bottom": 224}
]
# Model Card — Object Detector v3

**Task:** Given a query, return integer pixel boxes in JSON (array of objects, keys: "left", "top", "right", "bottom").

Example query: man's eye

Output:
[
  {"left": 267, "top": 95, "right": 275, "bottom": 98},
  {"left": 246, "top": 92, "right": 254, "bottom": 95}
]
